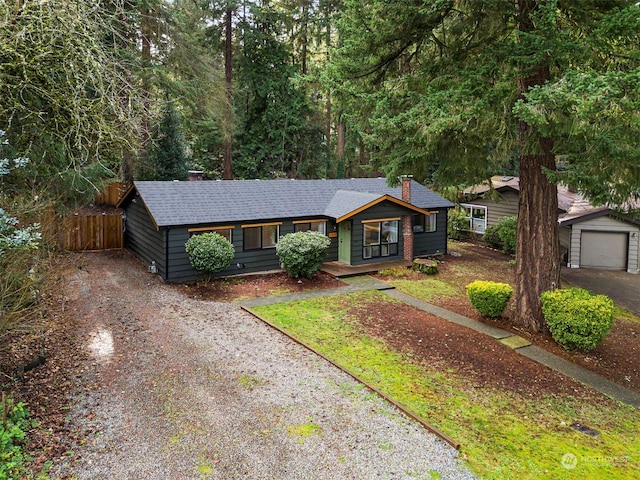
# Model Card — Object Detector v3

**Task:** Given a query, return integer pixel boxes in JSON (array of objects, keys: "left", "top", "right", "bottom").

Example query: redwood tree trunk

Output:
[
  {"left": 514, "top": 131, "right": 560, "bottom": 331},
  {"left": 140, "top": 4, "right": 152, "bottom": 155},
  {"left": 513, "top": 1, "right": 560, "bottom": 332}
]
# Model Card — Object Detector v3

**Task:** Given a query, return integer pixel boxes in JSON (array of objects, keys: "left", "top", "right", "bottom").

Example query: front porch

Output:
[{"left": 321, "top": 259, "right": 412, "bottom": 278}]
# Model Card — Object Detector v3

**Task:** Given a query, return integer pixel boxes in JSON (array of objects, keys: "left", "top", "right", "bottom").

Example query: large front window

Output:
[
  {"left": 243, "top": 223, "right": 280, "bottom": 250},
  {"left": 363, "top": 219, "right": 399, "bottom": 259},
  {"left": 461, "top": 204, "right": 487, "bottom": 234}
]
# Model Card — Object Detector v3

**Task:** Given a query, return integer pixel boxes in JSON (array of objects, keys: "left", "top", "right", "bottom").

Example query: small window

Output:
[
  {"left": 412, "top": 213, "right": 437, "bottom": 233},
  {"left": 294, "top": 221, "right": 327, "bottom": 235},
  {"left": 243, "top": 224, "right": 280, "bottom": 250},
  {"left": 189, "top": 226, "right": 233, "bottom": 243}
]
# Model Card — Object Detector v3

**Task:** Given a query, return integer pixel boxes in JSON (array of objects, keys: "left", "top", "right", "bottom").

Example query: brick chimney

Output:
[
  {"left": 188, "top": 170, "right": 204, "bottom": 181},
  {"left": 400, "top": 175, "right": 414, "bottom": 262}
]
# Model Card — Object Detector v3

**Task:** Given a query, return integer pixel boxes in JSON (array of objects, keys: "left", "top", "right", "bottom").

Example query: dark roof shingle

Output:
[{"left": 130, "top": 178, "right": 453, "bottom": 227}]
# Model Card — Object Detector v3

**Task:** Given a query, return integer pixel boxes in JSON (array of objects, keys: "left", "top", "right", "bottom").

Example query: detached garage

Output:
[{"left": 560, "top": 208, "right": 640, "bottom": 274}]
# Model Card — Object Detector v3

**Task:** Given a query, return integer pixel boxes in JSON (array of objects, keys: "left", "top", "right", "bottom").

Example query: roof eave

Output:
[{"left": 335, "top": 195, "right": 434, "bottom": 223}]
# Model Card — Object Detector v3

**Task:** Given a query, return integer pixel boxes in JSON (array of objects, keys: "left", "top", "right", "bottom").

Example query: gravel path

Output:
[{"left": 51, "top": 252, "right": 475, "bottom": 479}]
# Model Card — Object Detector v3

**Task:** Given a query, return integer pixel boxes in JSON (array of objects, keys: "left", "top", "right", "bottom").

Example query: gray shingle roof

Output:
[
  {"left": 129, "top": 178, "right": 454, "bottom": 228},
  {"left": 323, "top": 190, "right": 384, "bottom": 219}
]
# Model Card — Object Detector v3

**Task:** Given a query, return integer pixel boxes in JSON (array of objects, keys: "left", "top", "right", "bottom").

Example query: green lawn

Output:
[{"left": 251, "top": 291, "right": 640, "bottom": 479}]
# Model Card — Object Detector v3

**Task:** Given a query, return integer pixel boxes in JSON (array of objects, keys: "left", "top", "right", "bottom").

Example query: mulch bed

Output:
[
  {"left": 375, "top": 244, "right": 639, "bottom": 395},
  {"left": 177, "top": 271, "right": 345, "bottom": 302},
  {"left": 350, "top": 300, "right": 605, "bottom": 401}
]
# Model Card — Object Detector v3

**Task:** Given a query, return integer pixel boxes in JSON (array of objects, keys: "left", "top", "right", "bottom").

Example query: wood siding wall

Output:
[
  {"left": 123, "top": 195, "right": 165, "bottom": 276},
  {"left": 559, "top": 225, "right": 572, "bottom": 264},
  {"left": 345, "top": 201, "right": 408, "bottom": 266},
  {"left": 413, "top": 209, "right": 449, "bottom": 257},
  {"left": 165, "top": 219, "right": 339, "bottom": 283},
  {"left": 471, "top": 191, "right": 519, "bottom": 226}
]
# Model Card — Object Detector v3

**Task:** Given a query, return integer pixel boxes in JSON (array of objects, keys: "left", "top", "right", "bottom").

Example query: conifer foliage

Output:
[
  {"left": 148, "top": 102, "right": 189, "bottom": 181},
  {"left": 331, "top": 0, "right": 640, "bottom": 331}
]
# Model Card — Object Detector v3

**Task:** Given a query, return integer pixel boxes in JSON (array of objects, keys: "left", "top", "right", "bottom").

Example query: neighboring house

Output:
[
  {"left": 460, "top": 176, "right": 520, "bottom": 234},
  {"left": 461, "top": 176, "right": 640, "bottom": 273},
  {"left": 118, "top": 177, "right": 454, "bottom": 282}
]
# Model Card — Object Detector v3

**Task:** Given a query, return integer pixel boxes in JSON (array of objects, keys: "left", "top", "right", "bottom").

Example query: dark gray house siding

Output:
[
  {"left": 123, "top": 194, "right": 166, "bottom": 276},
  {"left": 153, "top": 218, "right": 339, "bottom": 283},
  {"left": 347, "top": 200, "right": 409, "bottom": 265},
  {"left": 413, "top": 210, "right": 448, "bottom": 257},
  {"left": 119, "top": 179, "right": 453, "bottom": 282}
]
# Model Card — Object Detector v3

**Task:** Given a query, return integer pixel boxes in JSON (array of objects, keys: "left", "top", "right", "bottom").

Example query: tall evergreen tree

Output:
[
  {"left": 147, "top": 101, "right": 189, "bottom": 181},
  {"left": 234, "top": 2, "right": 324, "bottom": 179},
  {"left": 332, "top": 0, "right": 640, "bottom": 331}
]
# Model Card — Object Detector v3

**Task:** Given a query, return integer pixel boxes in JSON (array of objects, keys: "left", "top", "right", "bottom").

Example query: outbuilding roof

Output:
[
  {"left": 462, "top": 175, "right": 640, "bottom": 226},
  {"left": 121, "top": 178, "right": 453, "bottom": 228}
]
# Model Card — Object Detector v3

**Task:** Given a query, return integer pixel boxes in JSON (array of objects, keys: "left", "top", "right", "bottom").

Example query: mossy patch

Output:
[{"left": 287, "top": 422, "right": 322, "bottom": 442}]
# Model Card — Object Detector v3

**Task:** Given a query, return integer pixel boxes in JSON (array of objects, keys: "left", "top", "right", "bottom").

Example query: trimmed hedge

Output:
[
  {"left": 276, "top": 231, "right": 331, "bottom": 279},
  {"left": 466, "top": 280, "right": 513, "bottom": 317},
  {"left": 185, "top": 232, "right": 235, "bottom": 277},
  {"left": 540, "top": 288, "right": 615, "bottom": 351}
]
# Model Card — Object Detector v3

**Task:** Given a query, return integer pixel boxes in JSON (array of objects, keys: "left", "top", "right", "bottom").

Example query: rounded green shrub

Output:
[
  {"left": 466, "top": 280, "right": 513, "bottom": 317},
  {"left": 447, "top": 208, "right": 469, "bottom": 240},
  {"left": 495, "top": 216, "right": 517, "bottom": 254},
  {"left": 276, "top": 231, "right": 331, "bottom": 279},
  {"left": 185, "top": 232, "right": 235, "bottom": 277},
  {"left": 482, "top": 224, "right": 502, "bottom": 249},
  {"left": 540, "top": 288, "right": 615, "bottom": 351}
]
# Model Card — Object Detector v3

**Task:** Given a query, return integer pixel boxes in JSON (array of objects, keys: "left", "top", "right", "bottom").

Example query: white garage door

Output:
[{"left": 580, "top": 231, "right": 628, "bottom": 269}]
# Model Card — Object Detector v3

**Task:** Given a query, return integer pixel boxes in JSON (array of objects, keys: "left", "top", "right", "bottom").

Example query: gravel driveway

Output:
[{"left": 52, "top": 252, "right": 475, "bottom": 479}]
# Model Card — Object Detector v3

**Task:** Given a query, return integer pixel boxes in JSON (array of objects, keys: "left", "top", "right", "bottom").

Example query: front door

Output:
[{"left": 338, "top": 221, "right": 351, "bottom": 264}]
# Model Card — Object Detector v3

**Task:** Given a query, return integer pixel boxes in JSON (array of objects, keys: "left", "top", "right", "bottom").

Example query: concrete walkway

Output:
[{"left": 240, "top": 275, "right": 640, "bottom": 408}]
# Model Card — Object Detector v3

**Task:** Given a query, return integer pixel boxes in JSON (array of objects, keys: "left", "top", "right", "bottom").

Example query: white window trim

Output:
[{"left": 460, "top": 204, "right": 487, "bottom": 233}]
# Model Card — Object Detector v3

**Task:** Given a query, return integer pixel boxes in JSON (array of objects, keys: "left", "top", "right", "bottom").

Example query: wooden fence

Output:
[
  {"left": 39, "top": 182, "right": 129, "bottom": 251},
  {"left": 94, "top": 182, "right": 130, "bottom": 206},
  {"left": 61, "top": 214, "right": 123, "bottom": 251}
]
